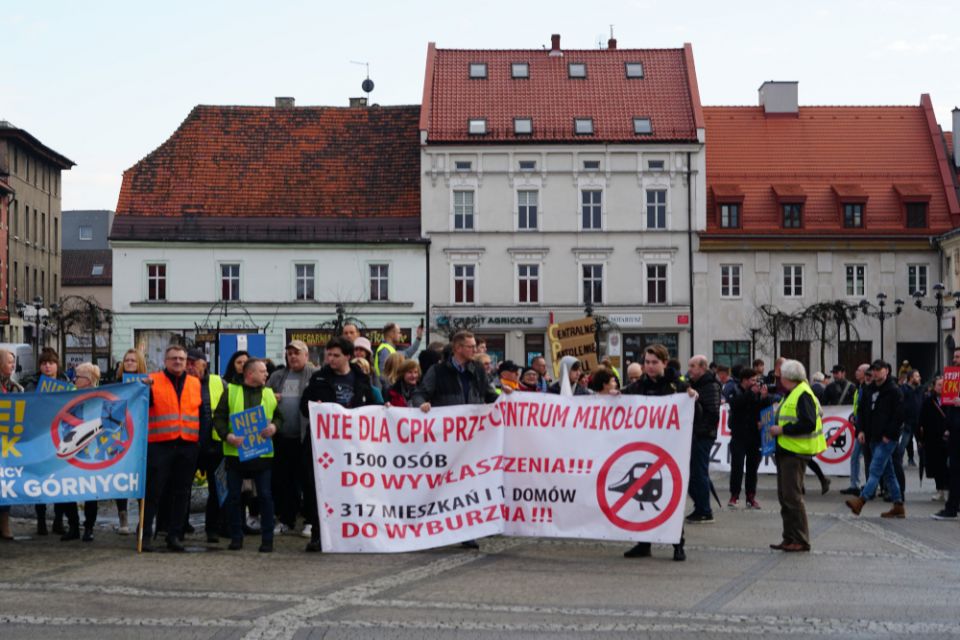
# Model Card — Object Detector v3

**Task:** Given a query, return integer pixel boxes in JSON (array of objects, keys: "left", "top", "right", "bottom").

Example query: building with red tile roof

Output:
[
  {"left": 110, "top": 100, "right": 429, "bottom": 370},
  {"left": 420, "top": 34, "right": 706, "bottom": 369},
  {"left": 695, "top": 83, "right": 960, "bottom": 377}
]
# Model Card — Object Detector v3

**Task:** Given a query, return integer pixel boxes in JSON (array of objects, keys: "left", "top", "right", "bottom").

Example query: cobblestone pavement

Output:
[{"left": 1, "top": 474, "right": 958, "bottom": 639}]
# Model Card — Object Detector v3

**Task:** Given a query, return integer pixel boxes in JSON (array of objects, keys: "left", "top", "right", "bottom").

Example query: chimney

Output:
[
  {"left": 758, "top": 81, "right": 799, "bottom": 116},
  {"left": 607, "top": 37, "right": 617, "bottom": 50},
  {"left": 275, "top": 97, "right": 295, "bottom": 108},
  {"left": 349, "top": 97, "right": 368, "bottom": 108},
  {"left": 549, "top": 33, "right": 562, "bottom": 57},
  {"left": 953, "top": 107, "right": 960, "bottom": 169}
]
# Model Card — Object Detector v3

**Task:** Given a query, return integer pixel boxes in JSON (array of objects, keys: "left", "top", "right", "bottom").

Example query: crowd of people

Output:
[{"left": 0, "top": 328, "right": 957, "bottom": 558}]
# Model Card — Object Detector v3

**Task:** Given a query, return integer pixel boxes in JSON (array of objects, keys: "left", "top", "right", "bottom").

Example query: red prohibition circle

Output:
[
  {"left": 817, "top": 417, "right": 854, "bottom": 464},
  {"left": 596, "top": 441, "right": 683, "bottom": 532},
  {"left": 50, "top": 390, "right": 135, "bottom": 471}
]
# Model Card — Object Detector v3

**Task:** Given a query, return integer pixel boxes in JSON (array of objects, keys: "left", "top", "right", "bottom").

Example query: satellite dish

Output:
[{"left": 362, "top": 78, "right": 375, "bottom": 93}]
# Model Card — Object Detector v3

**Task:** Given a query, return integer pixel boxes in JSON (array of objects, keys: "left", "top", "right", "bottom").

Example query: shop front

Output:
[{"left": 434, "top": 310, "right": 550, "bottom": 368}]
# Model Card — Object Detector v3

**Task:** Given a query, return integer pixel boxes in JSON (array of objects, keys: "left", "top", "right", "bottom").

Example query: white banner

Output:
[
  {"left": 309, "top": 393, "right": 695, "bottom": 553},
  {"left": 711, "top": 404, "right": 855, "bottom": 476}
]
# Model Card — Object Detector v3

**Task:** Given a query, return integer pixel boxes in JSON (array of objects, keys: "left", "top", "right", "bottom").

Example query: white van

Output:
[{"left": 0, "top": 343, "right": 37, "bottom": 382}]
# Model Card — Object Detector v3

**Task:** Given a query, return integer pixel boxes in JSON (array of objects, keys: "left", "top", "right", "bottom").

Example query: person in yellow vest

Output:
[
  {"left": 373, "top": 322, "right": 423, "bottom": 378},
  {"left": 767, "top": 359, "right": 826, "bottom": 552},
  {"left": 143, "top": 344, "right": 203, "bottom": 552},
  {"left": 187, "top": 348, "right": 226, "bottom": 543},
  {"left": 213, "top": 357, "right": 281, "bottom": 552}
]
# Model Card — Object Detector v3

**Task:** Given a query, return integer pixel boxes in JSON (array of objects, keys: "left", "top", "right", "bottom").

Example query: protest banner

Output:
[
  {"left": 37, "top": 375, "right": 75, "bottom": 393},
  {"left": 0, "top": 382, "right": 149, "bottom": 506},
  {"left": 230, "top": 405, "right": 273, "bottom": 462},
  {"left": 122, "top": 373, "right": 150, "bottom": 385},
  {"left": 942, "top": 367, "right": 960, "bottom": 406},
  {"left": 547, "top": 318, "right": 599, "bottom": 377},
  {"left": 309, "top": 393, "right": 694, "bottom": 553},
  {"left": 711, "top": 404, "right": 855, "bottom": 476},
  {"left": 759, "top": 405, "right": 776, "bottom": 457}
]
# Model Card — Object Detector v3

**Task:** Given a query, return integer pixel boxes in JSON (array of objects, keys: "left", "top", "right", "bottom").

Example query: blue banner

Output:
[
  {"left": 760, "top": 405, "right": 777, "bottom": 457},
  {"left": 122, "top": 373, "right": 150, "bottom": 385},
  {"left": 230, "top": 405, "right": 272, "bottom": 462},
  {"left": 0, "top": 383, "right": 149, "bottom": 506},
  {"left": 38, "top": 375, "right": 75, "bottom": 393}
]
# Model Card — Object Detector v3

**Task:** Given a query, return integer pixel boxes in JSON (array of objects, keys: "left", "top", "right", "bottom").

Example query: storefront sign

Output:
[
  {"left": 442, "top": 314, "right": 547, "bottom": 330},
  {"left": 607, "top": 314, "right": 643, "bottom": 327}
]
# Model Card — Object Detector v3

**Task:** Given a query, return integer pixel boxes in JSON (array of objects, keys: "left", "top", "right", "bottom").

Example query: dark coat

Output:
[
  {"left": 919, "top": 392, "right": 949, "bottom": 482},
  {"left": 859, "top": 377, "right": 904, "bottom": 443},
  {"left": 410, "top": 358, "right": 498, "bottom": 407},
  {"left": 690, "top": 370, "right": 722, "bottom": 441},
  {"left": 727, "top": 384, "right": 773, "bottom": 444},
  {"left": 300, "top": 363, "right": 376, "bottom": 415},
  {"left": 622, "top": 368, "right": 688, "bottom": 397},
  {"left": 824, "top": 378, "right": 855, "bottom": 406}
]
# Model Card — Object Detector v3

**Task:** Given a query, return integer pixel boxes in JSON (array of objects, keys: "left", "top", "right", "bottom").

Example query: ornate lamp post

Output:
[
  {"left": 858, "top": 292, "right": 903, "bottom": 361},
  {"left": 911, "top": 283, "right": 960, "bottom": 374},
  {"left": 15, "top": 296, "right": 57, "bottom": 363}
]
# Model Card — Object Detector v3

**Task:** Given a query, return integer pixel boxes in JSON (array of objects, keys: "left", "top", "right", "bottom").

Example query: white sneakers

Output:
[
  {"left": 301, "top": 524, "right": 313, "bottom": 539},
  {"left": 931, "top": 490, "right": 945, "bottom": 502}
]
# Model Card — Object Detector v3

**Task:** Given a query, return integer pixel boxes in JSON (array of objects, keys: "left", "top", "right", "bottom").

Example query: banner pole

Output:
[{"left": 137, "top": 497, "right": 145, "bottom": 553}]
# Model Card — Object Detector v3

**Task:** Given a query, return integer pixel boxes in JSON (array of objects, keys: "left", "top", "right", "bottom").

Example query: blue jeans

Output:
[
  {"left": 849, "top": 438, "right": 866, "bottom": 489},
  {"left": 861, "top": 440, "right": 902, "bottom": 503},
  {"left": 689, "top": 437, "right": 714, "bottom": 516},
  {"left": 226, "top": 466, "right": 274, "bottom": 545}
]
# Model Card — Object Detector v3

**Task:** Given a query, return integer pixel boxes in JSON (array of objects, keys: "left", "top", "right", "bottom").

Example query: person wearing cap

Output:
[
  {"left": 184, "top": 348, "right": 227, "bottom": 542},
  {"left": 768, "top": 359, "right": 826, "bottom": 552},
  {"left": 845, "top": 360, "right": 906, "bottom": 518},
  {"left": 824, "top": 365, "right": 854, "bottom": 406},
  {"left": 518, "top": 367, "right": 541, "bottom": 392},
  {"left": 267, "top": 340, "right": 316, "bottom": 538},
  {"left": 497, "top": 360, "right": 521, "bottom": 393},
  {"left": 373, "top": 322, "right": 424, "bottom": 378}
]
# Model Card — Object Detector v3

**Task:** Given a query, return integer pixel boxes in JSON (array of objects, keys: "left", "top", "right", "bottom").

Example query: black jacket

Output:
[
  {"left": 859, "top": 377, "right": 904, "bottom": 443},
  {"left": 410, "top": 358, "right": 498, "bottom": 408},
  {"left": 622, "top": 368, "right": 688, "bottom": 397},
  {"left": 727, "top": 384, "right": 773, "bottom": 444},
  {"left": 300, "top": 363, "right": 376, "bottom": 415},
  {"left": 824, "top": 378, "right": 855, "bottom": 406},
  {"left": 690, "top": 370, "right": 722, "bottom": 440}
]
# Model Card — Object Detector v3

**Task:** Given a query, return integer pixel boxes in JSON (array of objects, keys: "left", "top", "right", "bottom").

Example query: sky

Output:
[{"left": 3, "top": 0, "right": 958, "bottom": 211}]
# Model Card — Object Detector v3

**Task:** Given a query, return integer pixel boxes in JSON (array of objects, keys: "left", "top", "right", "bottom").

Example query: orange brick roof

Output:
[
  {"left": 115, "top": 105, "right": 421, "bottom": 228},
  {"left": 703, "top": 95, "right": 960, "bottom": 236},
  {"left": 421, "top": 39, "right": 703, "bottom": 143}
]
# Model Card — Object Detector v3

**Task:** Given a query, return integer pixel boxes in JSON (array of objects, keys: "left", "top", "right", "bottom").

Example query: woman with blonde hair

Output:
[
  {"left": 380, "top": 351, "right": 406, "bottom": 388},
  {"left": 115, "top": 348, "right": 147, "bottom": 380},
  {"left": 387, "top": 359, "right": 421, "bottom": 407}
]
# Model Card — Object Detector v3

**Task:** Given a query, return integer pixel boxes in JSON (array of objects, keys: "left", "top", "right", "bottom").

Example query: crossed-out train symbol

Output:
[{"left": 607, "top": 462, "right": 663, "bottom": 511}]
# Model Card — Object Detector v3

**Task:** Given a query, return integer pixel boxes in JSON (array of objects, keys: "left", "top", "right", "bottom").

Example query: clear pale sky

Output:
[{"left": 3, "top": 0, "right": 957, "bottom": 210}]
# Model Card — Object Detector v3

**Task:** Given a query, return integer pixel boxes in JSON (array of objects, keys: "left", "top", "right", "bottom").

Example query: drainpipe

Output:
[
  {"left": 686, "top": 151, "right": 695, "bottom": 358},
  {"left": 424, "top": 241, "right": 431, "bottom": 344}
]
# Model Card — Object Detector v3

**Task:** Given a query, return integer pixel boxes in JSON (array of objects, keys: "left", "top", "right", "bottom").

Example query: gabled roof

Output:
[
  {"left": 0, "top": 121, "right": 75, "bottom": 169},
  {"left": 703, "top": 94, "right": 960, "bottom": 237},
  {"left": 62, "top": 250, "right": 112, "bottom": 286},
  {"left": 421, "top": 38, "right": 703, "bottom": 144},
  {"left": 113, "top": 105, "right": 422, "bottom": 242}
]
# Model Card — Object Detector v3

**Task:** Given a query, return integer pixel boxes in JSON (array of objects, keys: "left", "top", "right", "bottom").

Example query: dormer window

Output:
[
  {"left": 468, "top": 119, "right": 487, "bottom": 135},
  {"left": 455, "top": 161, "right": 472, "bottom": 172},
  {"left": 514, "top": 118, "right": 533, "bottom": 135},
  {"left": 518, "top": 160, "right": 537, "bottom": 171},
  {"left": 574, "top": 118, "right": 594, "bottom": 135},
  {"left": 511, "top": 63, "right": 529, "bottom": 79},
  {"left": 633, "top": 117, "right": 653, "bottom": 135},
  {"left": 583, "top": 160, "right": 600, "bottom": 171},
  {"left": 625, "top": 62, "right": 644, "bottom": 78},
  {"left": 469, "top": 63, "right": 487, "bottom": 79},
  {"left": 91, "top": 264, "right": 104, "bottom": 276},
  {"left": 568, "top": 62, "right": 586, "bottom": 78}
]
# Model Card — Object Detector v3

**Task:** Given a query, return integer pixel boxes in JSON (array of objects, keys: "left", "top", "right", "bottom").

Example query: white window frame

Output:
[
  {"left": 78, "top": 225, "right": 93, "bottom": 241},
  {"left": 369, "top": 263, "right": 390, "bottom": 302},
  {"left": 468, "top": 118, "right": 487, "bottom": 135},
  {"left": 219, "top": 262, "right": 241, "bottom": 302},
  {"left": 720, "top": 264, "right": 742, "bottom": 299},
  {"left": 908, "top": 264, "right": 929, "bottom": 296},
  {"left": 580, "top": 263, "right": 605, "bottom": 305},
  {"left": 452, "top": 189, "right": 476, "bottom": 231},
  {"left": 145, "top": 262, "right": 167, "bottom": 302},
  {"left": 516, "top": 263, "right": 541, "bottom": 305},
  {"left": 294, "top": 263, "right": 315, "bottom": 301},
  {"left": 579, "top": 188, "right": 604, "bottom": 231},
  {"left": 783, "top": 264, "right": 804, "bottom": 298},
  {"left": 845, "top": 264, "right": 866, "bottom": 298},
  {"left": 511, "top": 62, "right": 529, "bottom": 79},
  {"left": 517, "top": 189, "right": 539, "bottom": 231},
  {"left": 644, "top": 263, "right": 669, "bottom": 305},
  {"left": 568, "top": 62, "right": 587, "bottom": 78},
  {"left": 452, "top": 263, "right": 478, "bottom": 305},
  {"left": 644, "top": 188, "right": 668, "bottom": 230}
]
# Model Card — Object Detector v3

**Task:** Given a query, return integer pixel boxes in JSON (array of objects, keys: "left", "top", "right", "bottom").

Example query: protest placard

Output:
[
  {"left": 37, "top": 375, "right": 75, "bottom": 393},
  {"left": 230, "top": 405, "right": 273, "bottom": 462},
  {"left": 942, "top": 367, "right": 960, "bottom": 406}
]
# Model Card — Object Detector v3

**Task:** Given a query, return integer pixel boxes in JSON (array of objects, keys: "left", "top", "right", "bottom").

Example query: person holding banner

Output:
[
  {"left": 214, "top": 358, "right": 280, "bottom": 552},
  {"left": 727, "top": 370, "right": 772, "bottom": 509},
  {"left": 768, "top": 360, "right": 826, "bottom": 552},
  {"left": 142, "top": 344, "right": 202, "bottom": 552},
  {"left": 919, "top": 375, "right": 949, "bottom": 502},
  {"left": 622, "top": 344, "right": 696, "bottom": 561},
  {"left": 186, "top": 348, "right": 228, "bottom": 542},
  {"left": 0, "top": 348, "right": 23, "bottom": 540},
  {"left": 61, "top": 363, "right": 103, "bottom": 542},
  {"left": 300, "top": 336, "right": 379, "bottom": 551}
]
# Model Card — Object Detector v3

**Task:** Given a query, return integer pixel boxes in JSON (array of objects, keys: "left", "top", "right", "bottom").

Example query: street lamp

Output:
[
  {"left": 15, "top": 296, "right": 56, "bottom": 363},
  {"left": 858, "top": 292, "right": 904, "bottom": 361},
  {"left": 911, "top": 283, "right": 960, "bottom": 374}
]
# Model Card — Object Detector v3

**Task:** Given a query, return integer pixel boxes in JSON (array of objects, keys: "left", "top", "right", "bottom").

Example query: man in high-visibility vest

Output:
[
  {"left": 373, "top": 322, "right": 424, "bottom": 378},
  {"left": 187, "top": 348, "right": 225, "bottom": 543},
  {"left": 840, "top": 363, "right": 872, "bottom": 496},
  {"left": 213, "top": 357, "right": 280, "bottom": 552},
  {"left": 768, "top": 359, "right": 826, "bottom": 552},
  {"left": 143, "top": 344, "right": 203, "bottom": 552}
]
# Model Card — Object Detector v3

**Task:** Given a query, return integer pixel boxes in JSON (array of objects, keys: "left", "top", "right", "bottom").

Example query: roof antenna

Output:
[{"left": 350, "top": 60, "right": 375, "bottom": 99}]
